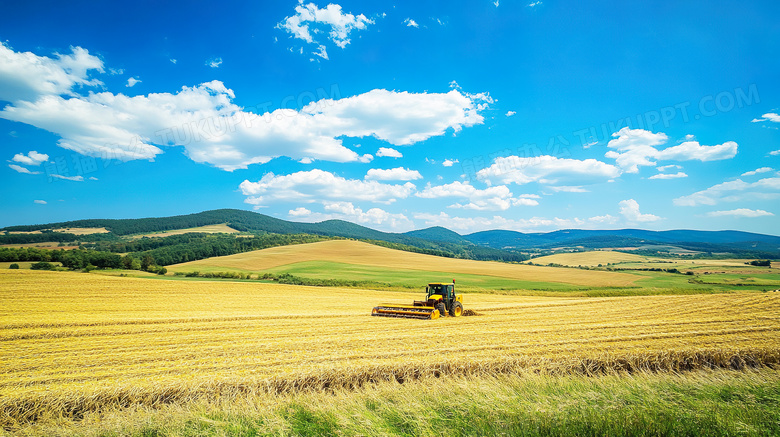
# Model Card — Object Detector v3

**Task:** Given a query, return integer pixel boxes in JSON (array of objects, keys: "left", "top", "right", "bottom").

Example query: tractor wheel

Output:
[
  {"left": 436, "top": 302, "right": 447, "bottom": 318},
  {"left": 450, "top": 301, "right": 463, "bottom": 317}
]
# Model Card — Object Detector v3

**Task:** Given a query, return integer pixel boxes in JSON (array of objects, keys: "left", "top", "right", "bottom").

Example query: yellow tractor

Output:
[{"left": 372, "top": 281, "right": 463, "bottom": 320}]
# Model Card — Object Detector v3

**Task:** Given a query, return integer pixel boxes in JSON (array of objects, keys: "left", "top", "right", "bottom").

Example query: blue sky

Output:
[{"left": 1, "top": 0, "right": 779, "bottom": 235}]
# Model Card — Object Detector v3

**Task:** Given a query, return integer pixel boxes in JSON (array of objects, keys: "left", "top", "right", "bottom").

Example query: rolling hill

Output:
[
  {"left": 168, "top": 239, "right": 639, "bottom": 289},
  {"left": 2, "top": 208, "right": 779, "bottom": 258}
]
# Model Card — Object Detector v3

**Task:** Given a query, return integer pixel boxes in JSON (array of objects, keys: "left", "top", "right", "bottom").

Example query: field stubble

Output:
[{"left": 1, "top": 269, "right": 779, "bottom": 429}]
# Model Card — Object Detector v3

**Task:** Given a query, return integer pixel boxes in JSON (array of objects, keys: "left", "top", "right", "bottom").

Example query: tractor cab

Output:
[
  {"left": 426, "top": 283, "right": 453, "bottom": 300},
  {"left": 422, "top": 282, "right": 463, "bottom": 317}
]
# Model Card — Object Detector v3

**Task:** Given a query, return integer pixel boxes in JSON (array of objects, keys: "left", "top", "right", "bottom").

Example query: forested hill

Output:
[
  {"left": 3, "top": 208, "right": 780, "bottom": 258},
  {"left": 0, "top": 209, "right": 525, "bottom": 262}
]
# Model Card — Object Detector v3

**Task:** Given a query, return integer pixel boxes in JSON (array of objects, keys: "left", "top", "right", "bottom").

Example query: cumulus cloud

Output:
[
  {"left": 770, "top": 149, "right": 780, "bottom": 156},
  {"left": 416, "top": 181, "right": 538, "bottom": 211},
  {"left": 34, "top": 200, "right": 47, "bottom": 204},
  {"left": 365, "top": 167, "right": 422, "bottom": 181},
  {"left": 505, "top": 111, "right": 516, "bottom": 117},
  {"left": 323, "top": 201, "right": 413, "bottom": 229},
  {"left": 706, "top": 209, "right": 774, "bottom": 218},
  {"left": 477, "top": 155, "right": 621, "bottom": 186},
  {"left": 12, "top": 151, "right": 49, "bottom": 166},
  {"left": 413, "top": 211, "right": 610, "bottom": 233},
  {"left": 0, "top": 44, "right": 490, "bottom": 172},
  {"left": 288, "top": 201, "right": 413, "bottom": 231},
  {"left": 288, "top": 207, "right": 312, "bottom": 217},
  {"left": 277, "top": 2, "right": 374, "bottom": 58},
  {"left": 619, "top": 199, "right": 662, "bottom": 222},
  {"left": 741, "top": 167, "right": 773, "bottom": 177},
  {"left": 0, "top": 45, "right": 489, "bottom": 171},
  {"left": 673, "top": 177, "right": 780, "bottom": 206},
  {"left": 239, "top": 169, "right": 415, "bottom": 207},
  {"left": 752, "top": 113, "right": 780, "bottom": 123},
  {"left": 656, "top": 164, "right": 682, "bottom": 172},
  {"left": 0, "top": 42, "right": 103, "bottom": 102},
  {"left": 404, "top": 18, "right": 418, "bottom": 27},
  {"left": 442, "top": 159, "right": 459, "bottom": 167},
  {"left": 605, "top": 127, "right": 737, "bottom": 173},
  {"left": 649, "top": 172, "right": 688, "bottom": 180},
  {"left": 126, "top": 77, "right": 141, "bottom": 87},
  {"left": 376, "top": 147, "right": 402, "bottom": 158},
  {"left": 8, "top": 164, "right": 40, "bottom": 174}
]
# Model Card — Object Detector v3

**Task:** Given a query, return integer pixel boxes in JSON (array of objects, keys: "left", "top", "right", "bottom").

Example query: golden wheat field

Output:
[
  {"left": 170, "top": 240, "right": 639, "bottom": 287},
  {"left": 528, "top": 250, "right": 653, "bottom": 267},
  {"left": 2, "top": 269, "right": 779, "bottom": 427}
]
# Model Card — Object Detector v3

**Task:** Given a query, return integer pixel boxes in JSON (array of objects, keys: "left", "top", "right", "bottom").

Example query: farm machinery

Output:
[{"left": 371, "top": 281, "right": 463, "bottom": 320}]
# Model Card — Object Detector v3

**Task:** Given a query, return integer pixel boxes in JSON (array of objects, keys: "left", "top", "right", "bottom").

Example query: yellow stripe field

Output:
[{"left": 2, "top": 269, "right": 779, "bottom": 427}]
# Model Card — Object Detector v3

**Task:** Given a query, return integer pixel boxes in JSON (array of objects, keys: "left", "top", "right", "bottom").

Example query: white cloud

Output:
[
  {"left": 413, "top": 211, "right": 610, "bottom": 233},
  {"left": 648, "top": 172, "right": 688, "bottom": 180},
  {"left": 477, "top": 155, "right": 621, "bottom": 186},
  {"left": 404, "top": 18, "right": 419, "bottom": 27},
  {"left": 656, "top": 164, "right": 682, "bottom": 172},
  {"left": 51, "top": 174, "right": 84, "bottom": 181},
  {"left": 290, "top": 201, "right": 414, "bottom": 231},
  {"left": 0, "top": 42, "right": 103, "bottom": 102},
  {"left": 605, "top": 128, "right": 737, "bottom": 173},
  {"left": 416, "top": 181, "right": 538, "bottom": 211},
  {"left": 656, "top": 140, "right": 738, "bottom": 162},
  {"left": 277, "top": 2, "right": 374, "bottom": 57},
  {"left": 769, "top": 149, "right": 780, "bottom": 156},
  {"left": 12, "top": 151, "right": 49, "bottom": 166},
  {"left": 706, "top": 209, "right": 774, "bottom": 218},
  {"left": 2, "top": 58, "right": 487, "bottom": 171},
  {"left": 674, "top": 177, "right": 780, "bottom": 206},
  {"left": 548, "top": 185, "right": 588, "bottom": 192},
  {"left": 589, "top": 214, "right": 618, "bottom": 225},
  {"left": 528, "top": 1, "right": 542, "bottom": 7},
  {"left": 365, "top": 167, "right": 422, "bottom": 181},
  {"left": 376, "top": 147, "right": 402, "bottom": 158},
  {"left": 34, "top": 200, "right": 47, "bottom": 204},
  {"left": 288, "top": 207, "right": 312, "bottom": 217},
  {"left": 170, "top": 59, "right": 177, "bottom": 64},
  {"left": 741, "top": 167, "right": 773, "bottom": 177},
  {"left": 752, "top": 113, "right": 780, "bottom": 123},
  {"left": 8, "top": 164, "right": 40, "bottom": 174},
  {"left": 0, "top": 44, "right": 489, "bottom": 172},
  {"left": 442, "top": 158, "right": 459, "bottom": 167},
  {"left": 619, "top": 199, "right": 662, "bottom": 222},
  {"left": 505, "top": 111, "right": 516, "bottom": 117},
  {"left": 205, "top": 57, "right": 222, "bottom": 68},
  {"left": 126, "top": 77, "right": 141, "bottom": 87},
  {"left": 239, "top": 169, "right": 415, "bottom": 207}
]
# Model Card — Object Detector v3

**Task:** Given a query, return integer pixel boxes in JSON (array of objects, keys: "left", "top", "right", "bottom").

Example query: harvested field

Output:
[
  {"left": 169, "top": 240, "right": 640, "bottom": 287},
  {"left": 131, "top": 223, "right": 239, "bottom": 238},
  {"left": 1, "top": 269, "right": 778, "bottom": 427},
  {"left": 529, "top": 250, "right": 651, "bottom": 266}
]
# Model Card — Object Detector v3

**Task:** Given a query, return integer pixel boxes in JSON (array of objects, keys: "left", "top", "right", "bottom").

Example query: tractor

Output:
[{"left": 371, "top": 281, "right": 463, "bottom": 320}]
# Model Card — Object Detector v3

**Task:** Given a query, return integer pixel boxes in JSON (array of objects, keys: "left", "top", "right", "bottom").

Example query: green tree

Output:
[{"left": 9, "top": 263, "right": 19, "bottom": 269}]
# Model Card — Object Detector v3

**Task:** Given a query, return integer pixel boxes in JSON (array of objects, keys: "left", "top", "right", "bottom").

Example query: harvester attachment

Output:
[{"left": 371, "top": 304, "right": 440, "bottom": 320}]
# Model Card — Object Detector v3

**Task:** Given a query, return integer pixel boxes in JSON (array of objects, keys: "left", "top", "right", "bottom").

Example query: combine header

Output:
[{"left": 372, "top": 281, "right": 463, "bottom": 320}]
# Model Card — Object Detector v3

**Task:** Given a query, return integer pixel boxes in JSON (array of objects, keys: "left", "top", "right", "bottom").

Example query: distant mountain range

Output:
[{"left": 3, "top": 208, "right": 780, "bottom": 259}]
